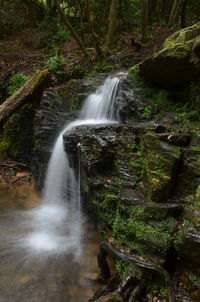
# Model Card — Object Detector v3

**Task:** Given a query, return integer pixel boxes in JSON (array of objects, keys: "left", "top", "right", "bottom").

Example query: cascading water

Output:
[
  {"left": 0, "top": 73, "right": 126, "bottom": 302},
  {"left": 23, "top": 73, "right": 126, "bottom": 255}
]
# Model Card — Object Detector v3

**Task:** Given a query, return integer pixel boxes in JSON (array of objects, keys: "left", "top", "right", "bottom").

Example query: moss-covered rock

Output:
[
  {"left": 134, "top": 22, "right": 200, "bottom": 89},
  {"left": 184, "top": 207, "right": 200, "bottom": 229},
  {"left": 163, "top": 22, "right": 200, "bottom": 48},
  {"left": 143, "top": 133, "right": 180, "bottom": 202},
  {"left": 171, "top": 148, "right": 200, "bottom": 204}
]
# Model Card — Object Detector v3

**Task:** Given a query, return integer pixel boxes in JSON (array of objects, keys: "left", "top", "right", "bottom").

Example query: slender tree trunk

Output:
[
  {"left": 180, "top": 0, "right": 188, "bottom": 28},
  {"left": 141, "top": 0, "right": 149, "bottom": 41},
  {"left": 85, "top": 0, "right": 102, "bottom": 56},
  {"left": 105, "top": 0, "right": 119, "bottom": 50},
  {"left": 55, "top": 0, "right": 88, "bottom": 55},
  {"left": 168, "top": 0, "right": 182, "bottom": 27}
]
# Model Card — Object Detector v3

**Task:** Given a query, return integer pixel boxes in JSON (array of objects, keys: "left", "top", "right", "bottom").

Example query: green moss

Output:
[
  {"left": 142, "top": 134, "right": 180, "bottom": 202},
  {"left": 147, "top": 283, "right": 169, "bottom": 299},
  {"left": 55, "top": 79, "right": 82, "bottom": 113},
  {"left": 128, "top": 64, "right": 200, "bottom": 128},
  {"left": 34, "top": 138, "right": 42, "bottom": 151},
  {"left": 116, "top": 260, "right": 142, "bottom": 280},
  {"left": 101, "top": 193, "right": 119, "bottom": 209},
  {"left": 91, "top": 187, "right": 120, "bottom": 227},
  {"left": 112, "top": 205, "right": 173, "bottom": 254}
]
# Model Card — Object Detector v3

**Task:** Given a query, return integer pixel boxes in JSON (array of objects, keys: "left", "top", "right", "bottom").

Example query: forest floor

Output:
[{"left": 0, "top": 26, "right": 172, "bottom": 101}]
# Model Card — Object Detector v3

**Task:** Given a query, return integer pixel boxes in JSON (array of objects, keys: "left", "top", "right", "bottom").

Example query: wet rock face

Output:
[
  {"left": 115, "top": 78, "right": 146, "bottom": 122},
  {"left": 32, "top": 74, "right": 146, "bottom": 187},
  {"left": 32, "top": 79, "right": 84, "bottom": 186},
  {"left": 63, "top": 118, "right": 200, "bottom": 301},
  {"left": 143, "top": 134, "right": 181, "bottom": 202}
]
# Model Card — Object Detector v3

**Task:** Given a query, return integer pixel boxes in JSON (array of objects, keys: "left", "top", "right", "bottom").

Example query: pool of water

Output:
[{"left": 0, "top": 181, "right": 101, "bottom": 302}]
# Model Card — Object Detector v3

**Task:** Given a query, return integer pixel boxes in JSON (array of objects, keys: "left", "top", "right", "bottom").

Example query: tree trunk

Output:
[
  {"left": 180, "top": 0, "right": 188, "bottom": 28},
  {"left": 168, "top": 0, "right": 182, "bottom": 27},
  {"left": 0, "top": 69, "right": 50, "bottom": 124},
  {"left": 55, "top": 0, "right": 88, "bottom": 55},
  {"left": 141, "top": 0, "right": 149, "bottom": 41},
  {"left": 85, "top": 0, "right": 102, "bottom": 56},
  {"left": 105, "top": 0, "right": 119, "bottom": 50}
]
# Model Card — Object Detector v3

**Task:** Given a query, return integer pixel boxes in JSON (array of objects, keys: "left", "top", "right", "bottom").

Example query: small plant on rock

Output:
[
  {"left": 8, "top": 72, "right": 29, "bottom": 95},
  {"left": 46, "top": 55, "right": 66, "bottom": 77}
]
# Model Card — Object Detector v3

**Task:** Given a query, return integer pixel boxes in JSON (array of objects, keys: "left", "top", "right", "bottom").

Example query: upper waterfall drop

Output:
[
  {"left": 43, "top": 73, "right": 126, "bottom": 208},
  {"left": 79, "top": 74, "right": 125, "bottom": 121}
]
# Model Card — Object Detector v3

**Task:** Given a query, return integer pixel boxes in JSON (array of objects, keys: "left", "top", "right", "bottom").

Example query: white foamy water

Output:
[{"left": 23, "top": 74, "right": 126, "bottom": 255}]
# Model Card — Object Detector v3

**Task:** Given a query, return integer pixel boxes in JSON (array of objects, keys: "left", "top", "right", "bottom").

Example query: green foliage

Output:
[
  {"left": 143, "top": 105, "right": 153, "bottom": 119},
  {"left": 113, "top": 205, "right": 173, "bottom": 254},
  {"left": 174, "top": 221, "right": 191, "bottom": 249},
  {"left": 120, "top": 0, "right": 141, "bottom": 29},
  {"left": 147, "top": 283, "right": 168, "bottom": 299},
  {"left": 129, "top": 67, "right": 200, "bottom": 131},
  {"left": 7, "top": 72, "right": 29, "bottom": 95},
  {"left": 34, "top": 138, "right": 42, "bottom": 151},
  {"left": 116, "top": 260, "right": 142, "bottom": 280},
  {"left": 128, "top": 141, "right": 145, "bottom": 183},
  {"left": 46, "top": 55, "right": 66, "bottom": 76},
  {"left": 175, "top": 110, "right": 199, "bottom": 127},
  {"left": 101, "top": 193, "right": 119, "bottom": 210},
  {"left": 96, "top": 191, "right": 119, "bottom": 226}
]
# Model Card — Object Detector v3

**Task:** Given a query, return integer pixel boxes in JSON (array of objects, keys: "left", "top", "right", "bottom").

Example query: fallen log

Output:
[{"left": 0, "top": 69, "right": 50, "bottom": 124}]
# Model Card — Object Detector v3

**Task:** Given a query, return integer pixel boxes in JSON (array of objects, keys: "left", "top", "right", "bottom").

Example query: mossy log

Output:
[{"left": 0, "top": 69, "right": 50, "bottom": 124}]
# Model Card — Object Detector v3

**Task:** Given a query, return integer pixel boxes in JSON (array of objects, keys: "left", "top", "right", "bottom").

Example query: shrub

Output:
[
  {"left": 8, "top": 72, "right": 29, "bottom": 95},
  {"left": 46, "top": 55, "right": 66, "bottom": 76}
]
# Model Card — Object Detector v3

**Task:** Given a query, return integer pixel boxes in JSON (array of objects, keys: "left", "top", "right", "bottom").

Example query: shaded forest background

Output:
[
  {"left": 1, "top": 0, "right": 200, "bottom": 161},
  {"left": 1, "top": 0, "right": 200, "bottom": 99},
  {"left": 1, "top": 0, "right": 200, "bottom": 66}
]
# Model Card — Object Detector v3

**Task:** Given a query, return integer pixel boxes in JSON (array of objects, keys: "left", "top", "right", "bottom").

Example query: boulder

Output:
[
  {"left": 133, "top": 22, "right": 200, "bottom": 88},
  {"left": 163, "top": 22, "right": 200, "bottom": 48}
]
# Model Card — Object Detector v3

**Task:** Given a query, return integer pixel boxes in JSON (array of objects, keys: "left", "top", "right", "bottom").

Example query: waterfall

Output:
[{"left": 23, "top": 73, "right": 126, "bottom": 255}]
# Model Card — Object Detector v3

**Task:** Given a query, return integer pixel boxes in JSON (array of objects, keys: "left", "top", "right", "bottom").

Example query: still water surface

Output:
[{"left": 0, "top": 181, "right": 101, "bottom": 302}]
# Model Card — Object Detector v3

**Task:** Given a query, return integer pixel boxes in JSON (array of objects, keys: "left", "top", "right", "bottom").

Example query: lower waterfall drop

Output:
[{"left": 24, "top": 73, "right": 126, "bottom": 255}]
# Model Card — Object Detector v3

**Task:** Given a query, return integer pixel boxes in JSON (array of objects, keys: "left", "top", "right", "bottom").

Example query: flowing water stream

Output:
[{"left": 0, "top": 73, "right": 125, "bottom": 302}]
